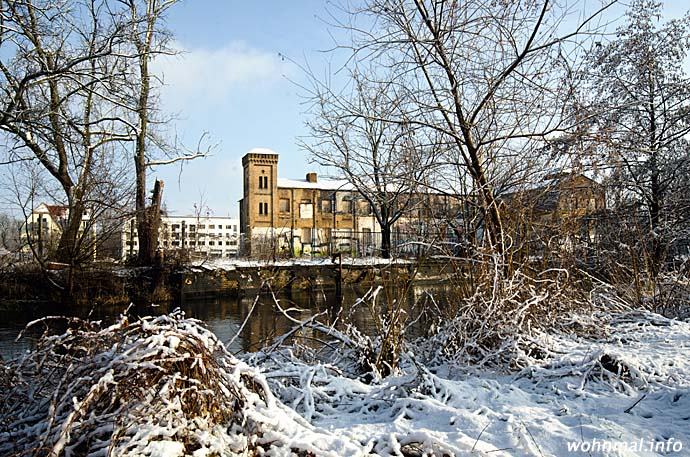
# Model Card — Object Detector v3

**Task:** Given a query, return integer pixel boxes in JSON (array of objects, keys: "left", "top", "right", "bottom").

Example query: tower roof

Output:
[{"left": 245, "top": 147, "right": 278, "bottom": 156}]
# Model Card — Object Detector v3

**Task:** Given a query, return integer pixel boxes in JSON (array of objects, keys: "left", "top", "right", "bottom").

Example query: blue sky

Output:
[
  {"left": 150, "top": 0, "right": 689, "bottom": 218},
  {"left": 152, "top": 0, "right": 340, "bottom": 217}
]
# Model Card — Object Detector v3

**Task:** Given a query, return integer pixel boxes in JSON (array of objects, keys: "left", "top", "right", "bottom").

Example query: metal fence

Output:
[{"left": 239, "top": 230, "right": 462, "bottom": 259}]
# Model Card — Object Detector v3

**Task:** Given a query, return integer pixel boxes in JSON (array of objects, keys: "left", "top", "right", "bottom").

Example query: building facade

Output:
[
  {"left": 238, "top": 149, "right": 465, "bottom": 257},
  {"left": 500, "top": 173, "right": 607, "bottom": 258},
  {"left": 239, "top": 149, "right": 385, "bottom": 256},
  {"left": 22, "top": 203, "right": 95, "bottom": 259},
  {"left": 122, "top": 215, "right": 240, "bottom": 260}
]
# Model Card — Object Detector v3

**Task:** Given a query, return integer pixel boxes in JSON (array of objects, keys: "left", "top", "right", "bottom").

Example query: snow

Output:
[
  {"left": 3, "top": 308, "right": 689, "bottom": 456},
  {"left": 143, "top": 440, "right": 185, "bottom": 457},
  {"left": 190, "top": 256, "right": 412, "bottom": 271},
  {"left": 251, "top": 310, "right": 690, "bottom": 456},
  {"left": 277, "top": 177, "right": 354, "bottom": 191}
]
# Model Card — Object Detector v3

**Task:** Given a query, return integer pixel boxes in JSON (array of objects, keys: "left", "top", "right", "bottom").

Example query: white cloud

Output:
[{"left": 153, "top": 41, "right": 288, "bottom": 110}]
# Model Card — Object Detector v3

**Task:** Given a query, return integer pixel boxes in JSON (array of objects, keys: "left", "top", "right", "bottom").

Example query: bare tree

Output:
[
  {"left": 582, "top": 0, "right": 690, "bottom": 279},
  {"left": 302, "top": 73, "right": 436, "bottom": 258},
  {"left": 1, "top": 0, "right": 209, "bottom": 271},
  {"left": 122, "top": 0, "right": 211, "bottom": 266},
  {"left": 0, "top": 0, "right": 134, "bottom": 268},
  {"left": 333, "top": 0, "right": 614, "bottom": 267}
]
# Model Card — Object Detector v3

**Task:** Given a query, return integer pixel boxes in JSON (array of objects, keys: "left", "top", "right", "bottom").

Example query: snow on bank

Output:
[
  {"left": 191, "top": 256, "right": 412, "bottom": 271},
  {"left": 253, "top": 311, "right": 690, "bottom": 456},
  {"left": 1, "top": 310, "right": 688, "bottom": 456}
]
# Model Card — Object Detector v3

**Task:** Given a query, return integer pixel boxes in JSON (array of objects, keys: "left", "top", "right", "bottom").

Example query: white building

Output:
[
  {"left": 22, "top": 203, "right": 95, "bottom": 259},
  {"left": 122, "top": 215, "right": 240, "bottom": 260}
]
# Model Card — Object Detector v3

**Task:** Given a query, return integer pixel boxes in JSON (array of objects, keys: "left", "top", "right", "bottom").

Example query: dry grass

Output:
[{"left": 414, "top": 268, "right": 632, "bottom": 370}]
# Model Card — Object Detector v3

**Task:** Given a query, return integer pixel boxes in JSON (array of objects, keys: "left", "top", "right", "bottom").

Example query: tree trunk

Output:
[
  {"left": 134, "top": 17, "right": 152, "bottom": 265},
  {"left": 649, "top": 153, "right": 662, "bottom": 278},
  {"left": 55, "top": 200, "right": 85, "bottom": 264},
  {"left": 381, "top": 224, "right": 392, "bottom": 259},
  {"left": 137, "top": 179, "right": 163, "bottom": 265}
]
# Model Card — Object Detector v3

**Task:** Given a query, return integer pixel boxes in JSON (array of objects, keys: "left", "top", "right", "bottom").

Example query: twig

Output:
[
  {"left": 471, "top": 422, "right": 491, "bottom": 452},
  {"left": 624, "top": 393, "right": 647, "bottom": 414}
]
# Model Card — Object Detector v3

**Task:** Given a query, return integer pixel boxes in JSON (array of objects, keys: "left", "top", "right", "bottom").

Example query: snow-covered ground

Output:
[
  {"left": 190, "top": 256, "right": 412, "bottom": 271},
  {"left": 252, "top": 311, "right": 690, "bottom": 456},
  {"left": 2, "top": 310, "right": 688, "bottom": 456}
]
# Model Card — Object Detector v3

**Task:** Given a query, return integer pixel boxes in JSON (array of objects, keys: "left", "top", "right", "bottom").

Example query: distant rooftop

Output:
[
  {"left": 245, "top": 147, "right": 278, "bottom": 156},
  {"left": 161, "top": 214, "right": 238, "bottom": 220},
  {"left": 277, "top": 177, "right": 353, "bottom": 191}
]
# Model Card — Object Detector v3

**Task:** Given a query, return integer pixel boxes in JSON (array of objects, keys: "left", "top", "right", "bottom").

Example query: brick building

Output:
[
  {"left": 239, "top": 149, "right": 605, "bottom": 258},
  {"left": 500, "top": 173, "right": 607, "bottom": 258},
  {"left": 239, "top": 149, "right": 382, "bottom": 256}
]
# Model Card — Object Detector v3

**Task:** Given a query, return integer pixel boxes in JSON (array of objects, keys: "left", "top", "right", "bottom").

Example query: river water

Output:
[{"left": 0, "top": 285, "right": 448, "bottom": 361}]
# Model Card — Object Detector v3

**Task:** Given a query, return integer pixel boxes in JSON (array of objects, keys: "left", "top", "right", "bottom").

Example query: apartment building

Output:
[
  {"left": 22, "top": 203, "right": 95, "bottom": 259},
  {"left": 122, "top": 215, "right": 240, "bottom": 260}
]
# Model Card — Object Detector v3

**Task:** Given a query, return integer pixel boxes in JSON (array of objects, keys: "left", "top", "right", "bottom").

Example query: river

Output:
[{"left": 0, "top": 285, "right": 448, "bottom": 361}]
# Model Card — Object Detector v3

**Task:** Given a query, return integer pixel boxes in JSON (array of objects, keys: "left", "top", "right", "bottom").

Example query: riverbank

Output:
[
  {"left": 181, "top": 256, "right": 456, "bottom": 299},
  {"left": 0, "top": 257, "right": 458, "bottom": 305},
  {"left": 2, "top": 309, "right": 688, "bottom": 456}
]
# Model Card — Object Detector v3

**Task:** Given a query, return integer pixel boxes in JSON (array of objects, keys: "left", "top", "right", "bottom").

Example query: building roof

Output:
[
  {"left": 277, "top": 177, "right": 354, "bottom": 191},
  {"left": 33, "top": 203, "right": 68, "bottom": 219},
  {"left": 246, "top": 147, "right": 278, "bottom": 156},
  {"left": 45, "top": 205, "right": 68, "bottom": 219},
  {"left": 502, "top": 173, "right": 602, "bottom": 196}
]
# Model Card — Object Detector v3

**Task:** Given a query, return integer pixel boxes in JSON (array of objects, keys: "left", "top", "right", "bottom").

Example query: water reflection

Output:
[{"left": 0, "top": 285, "right": 449, "bottom": 361}]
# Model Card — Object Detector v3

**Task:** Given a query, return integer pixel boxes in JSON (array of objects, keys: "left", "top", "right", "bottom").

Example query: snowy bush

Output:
[
  {"left": 0, "top": 312, "right": 360, "bottom": 456},
  {"left": 412, "top": 269, "right": 630, "bottom": 370},
  {"left": 248, "top": 308, "right": 690, "bottom": 456}
]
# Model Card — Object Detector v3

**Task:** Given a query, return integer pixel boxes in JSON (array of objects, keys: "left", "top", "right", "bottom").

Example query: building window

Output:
[
  {"left": 259, "top": 202, "right": 269, "bottom": 215},
  {"left": 172, "top": 241, "right": 179, "bottom": 246},
  {"left": 321, "top": 199, "right": 332, "bottom": 213},
  {"left": 189, "top": 225, "right": 196, "bottom": 231},
  {"left": 209, "top": 224, "right": 215, "bottom": 229},
  {"left": 172, "top": 224, "right": 180, "bottom": 231},
  {"left": 226, "top": 225, "right": 232, "bottom": 229},
  {"left": 199, "top": 224, "right": 205, "bottom": 229},
  {"left": 199, "top": 241, "right": 205, "bottom": 246},
  {"left": 190, "top": 241, "right": 196, "bottom": 246},
  {"left": 279, "top": 198, "right": 290, "bottom": 213},
  {"left": 341, "top": 200, "right": 353, "bottom": 213},
  {"left": 209, "top": 241, "right": 215, "bottom": 246},
  {"left": 258, "top": 175, "right": 269, "bottom": 189}
]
